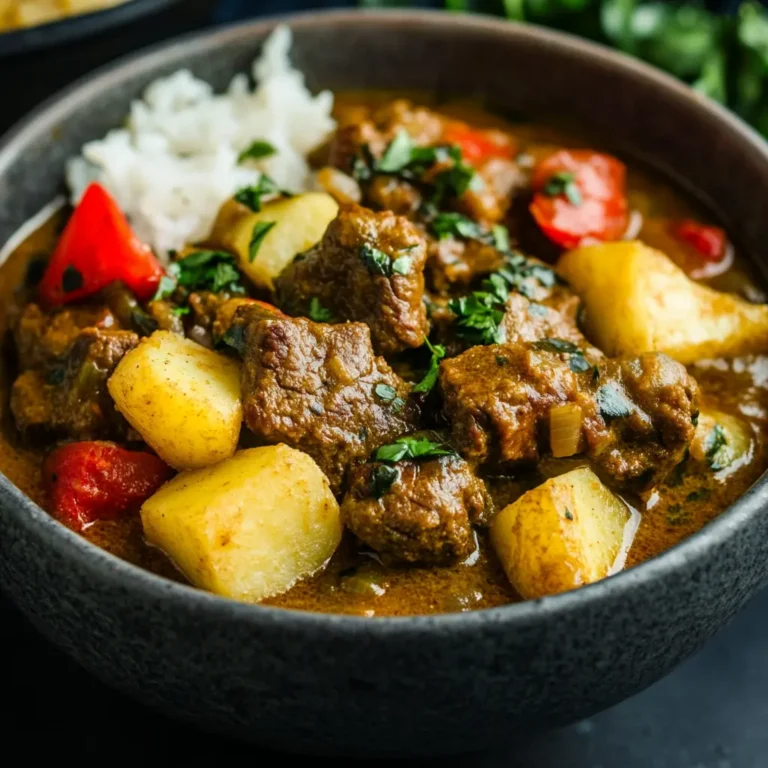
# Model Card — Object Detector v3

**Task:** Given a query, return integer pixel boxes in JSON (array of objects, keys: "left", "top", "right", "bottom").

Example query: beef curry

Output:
[{"left": 2, "top": 95, "right": 767, "bottom": 616}]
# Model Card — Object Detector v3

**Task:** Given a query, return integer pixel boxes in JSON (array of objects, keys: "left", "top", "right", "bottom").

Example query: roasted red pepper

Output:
[
  {"left": 38, "top": 183, "right": 164, "bottom": 308},
  {"left": 43, "top": 442, "right": 173, "bottom": 531},
  {"left": 530, "top": 150, "right": 628, "bottom": 250},
  {"left": 671, "top": 219, "right": 727, "bottom": 263},
  {"left": 442, "top": 122, "right": 515, "bottom": 165}
]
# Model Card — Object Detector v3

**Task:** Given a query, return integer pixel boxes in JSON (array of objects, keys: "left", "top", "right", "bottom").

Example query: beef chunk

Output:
[
  {"left": 276, "top": 205, "right": 429, "bottom": 355},
  {"left": 440, "top": 342, "right": 698, "bottom": 490},
  {"left": 240, "top": 315, "right": 418, "bottom": 494},
  {"left": 501, "top": 293, "right": 586, "bottom": 346},
  {"left": 328, "top": 100, "right": 521, "bottom": 227},
  {"left": 11, "top": 328, "right": 139, "bottom": 439},
  {"left": 15, "top": 303, "right": 119, "bottom": 371},
  {"left": 427, "top": 238, "right": 506, "bottom": 293},
  {"left": 342, "top": 456, "right": 491, "bottom": 565}
]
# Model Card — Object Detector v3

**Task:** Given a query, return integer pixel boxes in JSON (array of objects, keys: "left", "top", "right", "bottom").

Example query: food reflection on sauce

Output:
[{"left": 1, "top": 93, "right": 767, "bottom": 617}]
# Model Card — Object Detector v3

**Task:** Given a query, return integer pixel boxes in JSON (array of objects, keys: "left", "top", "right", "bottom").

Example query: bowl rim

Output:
[
  {"left": 0, "top": 0, "right": 190, "bottom": 58},
  {"left": 2, "top": 7, "right": 767, "bottom": 633}
]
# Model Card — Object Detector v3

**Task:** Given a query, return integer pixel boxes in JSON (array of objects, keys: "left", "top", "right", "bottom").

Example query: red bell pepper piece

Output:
[
  {"left": 43, "top": 441, "right": 173, "bottom": 532},
  {"left": 671, "top": 219, "right": 727, "bottom": 263},
  {"left": 442, "top": 122, "right": 515, "bottom": 165},
  {"left": 530, "top": 150, "right": 628, "bottom": 250},
  {"left": 38, "top": 183, "right": 164, "bottom": 308}
]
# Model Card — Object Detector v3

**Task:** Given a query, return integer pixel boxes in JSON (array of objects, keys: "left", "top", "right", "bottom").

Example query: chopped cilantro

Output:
[
  {"left": 238, "top": 140, "right": 276, "bottom": 163},
  {"left": 152, "top": 272, "right": 178, "bottom": 301},
  {"left": 392, "top": 255, "right": 412, "bottom": 275},
  {"left": 412, "top": 338, "right": 446, "bottom": 395},
  {"left": 704, "top": 424, "right": 733, "bottom": 471},
  {"left": 495, "top": 355, "right": 509, "bottom": 366},
  {"left": 160, "top": 250, "right": 245, "bottom": 297},
  {"left": 374, "top": 382, "right": 405, "bottom": 412},
  {"left": 564, "top": 508, "right": 574, "bottom": 521},
  {"left": 216, "top": 324, "right": 246, "bottom": 357},
  {"left": 431, "top": 212, "right": 485, "bottom": 241},
  {"left": 376, "top": 129, "right": 415, "bottom": 173},
  {"left": 171, "top": 306, "right": 190, "bottom": 317},
  {"left": 492, "top": 224, "right": 511, "bottom": 252},
  {"left": 533, "top": 338, "right": 580, "bottom": 354},
  {"left": 360, "top": 244, "right": 412, "bottom": 277},
  {"left": 375, "top": 435, "right": 456, "bottom": 463},
  {"left": 130, "top": 308, "right": 159, "bottom": 337},
  {"left": 570, "top": 354, "right": 592, "bottom": 373},
  {"left": 249, "top": 221, "right": 276, "bottom": 262},
  {"left": 449, "top": 291, "right": 507, "bottom": 346},
  {"left": 597, "top": 384, "right": 634, "bottom": 420},
  {"left": 369, "top": 464, "right": 400, "bottom": 499},
  {"left": 543, "top": 171, "right": 583, "bottom": 206},
  {"left": 308, "top": 297, "right": 333, "bottom": 322},
  {"left": 234, "top": 174, "right": 282, "bottom": 212}
]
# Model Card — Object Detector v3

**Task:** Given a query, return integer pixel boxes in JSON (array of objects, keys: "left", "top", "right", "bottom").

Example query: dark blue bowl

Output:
[{"left": 1, "top": 9, "right": 767, "bottom": 758}]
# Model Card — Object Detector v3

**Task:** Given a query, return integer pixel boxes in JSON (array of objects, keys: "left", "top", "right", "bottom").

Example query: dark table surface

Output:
[{"left": 2, "top": 2, "right": 767, "bottom": 765}]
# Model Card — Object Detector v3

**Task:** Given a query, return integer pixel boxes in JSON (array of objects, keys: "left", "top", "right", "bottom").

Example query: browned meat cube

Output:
[
  {"left": 276, "top": 205, "right": 429, "bottom": 356},
  {"left": 342, "top": 456, "right": 491, "bottom": 566},
  {"left": 240, "top": 315, "right": 418, "bottom": 494},
  {"left": 440, "top": 342, "right": 698, "bottom": 490},
  {"left": 14, "top": 303, "right": 119, "bottom": 371},
  {"left": 11, "top": 328, "right": 139, "bottom": 439}
]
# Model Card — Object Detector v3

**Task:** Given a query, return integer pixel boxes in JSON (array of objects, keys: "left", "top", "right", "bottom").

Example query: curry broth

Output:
[{"left": 1, "top": 96, "right": 767, "bottom": 616}]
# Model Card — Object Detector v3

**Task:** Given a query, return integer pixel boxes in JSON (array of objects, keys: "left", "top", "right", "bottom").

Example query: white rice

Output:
[{"left": 66, "top": 25, "right": 336, "bottom": 261}]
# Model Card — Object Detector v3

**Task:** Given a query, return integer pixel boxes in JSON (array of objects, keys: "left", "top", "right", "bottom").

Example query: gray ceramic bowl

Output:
[{"left": 1, "top": 10, "right": 768, "bottom": 758}]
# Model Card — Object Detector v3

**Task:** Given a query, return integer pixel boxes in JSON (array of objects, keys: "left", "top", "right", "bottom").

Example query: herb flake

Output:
[
  {"left": 412, "top": 338, "right": 447, "bottom": 395},
  {"left": 238, "top": 140, "right": 276, "bottom": 163},
  {"left": 543, "top": 171, "right": 583, "bottom": 206},
  {"left": 597, "top": 384, "right": 634, "bottom": 420},
  {"left": 308, "top": 297, "right": 333, "bottom": 322},
  {"left": 369, "top": 464, "right": 400, "bottom": 499},
  {"left": 375, "top": 436, "right": 456, "bottom": 463},
  {"left": 249, "top": 221, "right": 276, "bottom": 262}
]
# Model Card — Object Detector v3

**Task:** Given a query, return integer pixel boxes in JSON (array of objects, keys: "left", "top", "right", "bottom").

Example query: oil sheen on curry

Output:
[{"left": 2, "top": 93, "right": 768, "bottom": 618}]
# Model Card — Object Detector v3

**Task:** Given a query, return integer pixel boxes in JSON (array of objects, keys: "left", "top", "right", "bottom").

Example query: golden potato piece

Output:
[
  {"left": 558, "top": 241, "right": 768, "bottom": 364},
  {"left": 108, "top": 331, "right": 242, "bottom": 470},
  {"left": 141, "top": 445, "right": 342, "bottom": 602},
  {"left": 209, "top": 192, "right": 338, "bottom": 291},
  {"left": 490, "top": 467, "right": 633, "bottom": 600}
]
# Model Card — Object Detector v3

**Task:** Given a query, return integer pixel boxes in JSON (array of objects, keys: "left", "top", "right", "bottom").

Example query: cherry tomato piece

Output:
[
  {"left": 43, "top": 441, "right": 173, "bottom": 531},
  {"left": 671, "top": 219, "right": 727, "bottom": 263},
  {"left": 442, "top": 122, "right": 516, "bottom": 165},
  {"left": 530, "top": 150, "right": 628, "bottom": 250}
]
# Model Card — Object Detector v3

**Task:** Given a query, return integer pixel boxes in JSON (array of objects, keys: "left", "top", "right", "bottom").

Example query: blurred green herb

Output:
[{"left": 361, "top": 0, "right": 768, "bottom": 139}]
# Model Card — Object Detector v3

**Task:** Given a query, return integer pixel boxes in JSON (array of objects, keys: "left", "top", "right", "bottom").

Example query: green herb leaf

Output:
[
  {"left": 686, "top": 487, "right": 712, "bottom": 503},
  {"left": 431, "top": 212, "right": 485, "bottom": 241},
  {"left": 308, "top": 297, "right": 333, "bottom": 322},
  {"left": 449, "top": 291, "right": 507, "bottom": 346},
  {"left": 533, "top": 338, "right": 580, "bottom": 354},
  {"left": 543, "top": 171, "right": 583, "bottom": 206},
  {"left": 527, "top": 302, "right": 548, "bottom": 318},
  {"left": 376, "top": 129, "right": 415, "bottom": 173},
  {"left": 375, "top": 383, "right": 398, "bottom": 401},
  {"left": 704, "top": 423, "right": 734, "bottom": 471},
  {"left": 392, "top": 255, "right": 412, "bottom": 275},
  {"left": 172, "top": 251, "right": 245, "bottom": 296},
  {"left": 152, "top": 270, "right": 179, "bottom": 302},
  {"left": 375, "top": 435, "right": 455, "bottom": 463},
  {"left": 369, "top": 464, "right": 400, "bottom": 499},
  {"left": 130, "top": 308, "right": 159, "bottom": 337},
  {"left": 412, "top": 338, "right": 447, "bottom": 395},
  {"left": 238, "top": 140, "right": 276, "bottom": 163},
  {"left": 360, "top": 243, "right": 391, "bottom": 275},
  {"left": 234, "top": 174, "right": 281, "bottom": 212},
  {"left": 216, "top": 324, "right": 246, "bottom": 357},
  {"left": 570, "top": 354, "right": 592, "bottom": 373},
  {"left": 492, "top": 224, "right": 511, "bottom": 252},
  {"left": 597, "top": 384, "right": 634, "bottom": 420},
  {"left": 249, "top": 221, "right": 276, "bottom": 262},
  {"left": 171, "top": 306, "right": 190, "bottom": 317}
]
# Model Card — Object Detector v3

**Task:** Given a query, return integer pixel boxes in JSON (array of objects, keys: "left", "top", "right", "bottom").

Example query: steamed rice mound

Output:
[{"left": 66, "top": 25, "right": 336, "bottom": 260}]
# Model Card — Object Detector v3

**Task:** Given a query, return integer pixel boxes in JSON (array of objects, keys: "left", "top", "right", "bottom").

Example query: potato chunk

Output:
[
  {"left": 141, "top": 445, "right": 342, "bottom": 602},
  {"left": 558, "top": 241, "right": 768, "bottom": 364},
  {"left": 108, "top": 331, "right": 242, "bottom": 470},
  {"left": 209, "top": 192, "right": 339, "bottom": 291},
  {"left": 490, "top": 467, "right": 633, "bottom": 599}
]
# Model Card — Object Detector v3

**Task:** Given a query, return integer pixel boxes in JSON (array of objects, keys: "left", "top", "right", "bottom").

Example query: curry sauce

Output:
[{"left": 2, "top": 96, "right": 767, "bottom": 616}]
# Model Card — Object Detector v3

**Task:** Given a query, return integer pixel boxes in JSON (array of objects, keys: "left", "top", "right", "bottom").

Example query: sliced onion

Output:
[
  {"left": 549, "top": 403, "right": 584, "bottom": 458},
  {"left": 316, "top": 166, "right": 362, "bottom": 205}
]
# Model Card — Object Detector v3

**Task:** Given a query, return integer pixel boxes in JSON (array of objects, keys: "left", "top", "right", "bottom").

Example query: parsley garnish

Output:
[
  {"left": 234, "top": 174, "right": 282, "bottom": 212},
  {"left": 375, "top": 436, "right": 456, "bottom": 463},
  {"left": 62, "top": 265, "right": 83, "bottom": 293},
  {"left": 570, "top": 355, "right": 592, "bottom": 373},
  {"left": 596, "top": 384, "right": 634, "bottom": 420},
  {"left": 238, "top": 140, "right": 276, "bottom": 163},
  {"left": 564, "top": 508, "right": 574, "bottom": 521},
  {"left": 171, "top": 306, "right": 190, "bottom": 317},
  {"left": 369, "top": 464, "right": 399, "bottom": 499},
  {"left": 431, "top": 212, "right": 484, "bottom": 241},
  {"left": 412, "top": 338, "right": 446, "bottom": 395},
  {"left": 495, "top": 355, "right": 509, "bottom": 366},
  {"left": 216, "top": 324, "right": 246, "bottom": 357},
  {"left": 533, "top": 338, "right": 580, "bottom": 354},
  {"left": 376, "top": 130, "right": 414, "bottom": 173},
  {"left": 249, "top": 221, "right": 275, "bottom": 262},
  {"left": 528, "top": 303, "right": 548, "bottom": 318},
  {"left": 156, "top": 250, "right": 245, "bottom": 298},
  {"left": 359, "top": 244, "right": 413, "bottom": 277},
  {"left": 704, "top": 424, "right": 733, "bottom": 471},
  {"left": 130, "top": 308, "right": 159, "bottom": 337},
  {"left": 374, "top": 383, "right": 405, "bottom": 412},
  {"left": 448, "top": 291, "right": 507, "bottom": 346},
  {"left": 543, "top": 171, "right": 583, "bottom": 206},
  {"left": 308, "top": 297, "right": 333, "bottom": 322},
  {"left": 691, "top": 410, "right": 700, "bottom": 427},
  {"left": 591, "top": 365, "right": 600, "bottom": 382},
  {"left": 492, "top": 224, "right": 511, "bottom": 252}
]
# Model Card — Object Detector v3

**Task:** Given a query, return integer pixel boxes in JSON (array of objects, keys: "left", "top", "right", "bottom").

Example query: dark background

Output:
[{"left": 2, "top": 2, "right": 768, "bottom": 765}]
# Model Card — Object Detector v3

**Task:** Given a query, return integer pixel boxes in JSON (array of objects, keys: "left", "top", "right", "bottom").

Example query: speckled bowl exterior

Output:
[{"left": 1, "top": 10, "right": 768, "bottom": 758}]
